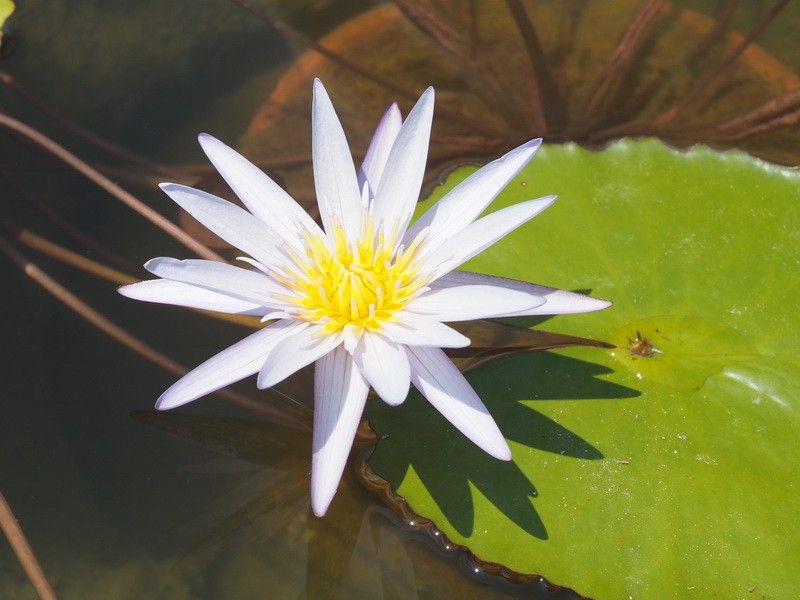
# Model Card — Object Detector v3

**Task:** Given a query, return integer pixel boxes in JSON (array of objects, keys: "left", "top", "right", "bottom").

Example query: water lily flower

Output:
[{"left": 120, "top": 79, "right": 610, "bottom": 516}]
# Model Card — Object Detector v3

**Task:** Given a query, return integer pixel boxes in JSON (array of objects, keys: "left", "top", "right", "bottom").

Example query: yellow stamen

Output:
[{"left": 282, "top": 218, "right": 425, "bottom": 333}]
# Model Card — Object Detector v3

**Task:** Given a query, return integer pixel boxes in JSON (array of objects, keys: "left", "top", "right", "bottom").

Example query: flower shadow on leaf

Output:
[{"left": 367, "top": 351, "right": 639, "bottom": 539}]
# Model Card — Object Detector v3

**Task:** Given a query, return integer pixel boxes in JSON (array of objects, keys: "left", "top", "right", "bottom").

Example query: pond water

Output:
[{"left": 1, "top": 1, "right": 798, "bottom": 598}]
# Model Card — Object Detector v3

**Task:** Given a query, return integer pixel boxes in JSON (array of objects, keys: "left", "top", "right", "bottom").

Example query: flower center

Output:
[{"left": 279, "top": 220, "right": 426, "bottom": 333}]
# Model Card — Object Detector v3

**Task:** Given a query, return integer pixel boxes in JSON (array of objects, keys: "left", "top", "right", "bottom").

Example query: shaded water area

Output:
[{"left": 1, "top": 1, "right": 799, "bottom": 598}]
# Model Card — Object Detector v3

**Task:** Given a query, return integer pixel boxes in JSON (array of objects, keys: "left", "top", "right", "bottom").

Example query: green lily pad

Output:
[{"left": 367, "top": 138, "right": 800, "bottom": 599}]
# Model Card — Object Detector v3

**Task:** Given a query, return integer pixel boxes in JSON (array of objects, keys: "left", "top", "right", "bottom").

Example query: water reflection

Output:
[{"left": 132, "top": 410, "right": 583, "bottom": 598}]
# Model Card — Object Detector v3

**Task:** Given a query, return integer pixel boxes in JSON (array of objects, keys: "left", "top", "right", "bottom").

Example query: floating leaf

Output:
[
  {"left": 242, "top": 0, "right": 800, "bottom": 210},
  {"left": 367, "top": 139, "right": 800, "bottom": 598}
]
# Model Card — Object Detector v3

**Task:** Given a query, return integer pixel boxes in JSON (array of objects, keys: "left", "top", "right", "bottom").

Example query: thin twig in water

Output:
[
  {"left": 713, "top": 106, "right": 800, "bottom": 140},
  {"left": 0, "top": 216, "right": 264, "bottom": 329},
  {"left": 0, "top": 113, "right": 223, "bottom": 262},
  {"left": 0, "top": 234, "right": 310, "bottom": 429},
  {"left": 553, "top": 0, "right": 581, "bottom": 59},
  {"left": 655, "top": 0, "right": 789, "bottom": 125},
  {"left": 0, "top": 71, "right": 178, "bottom": 178},
  {"left": 504, "top": 0, "right": 567, "bottom": 133},
  {"left": 685, "top": 0, "right": 738, "bottom": 67},
  {"left": 0, "top": 216, "right": 137, "bottom": 285},
  {"left": 0, "top": 490, "right": 57, "bottom": 600},
  {"left": 393, "top": 0, "right": 466, "bottom": 59},
  {"left": 0, "top": 168, "right": 136, "bottom": 271},
  {"left": 230, "top": 0, "right": 420, "bottom": 101},
  {"left": 619, "top": 71, "right": 669, "bottom": 124},
  {"left": 712, "top": 89, "right": 800, "bottom": 133},
  {"left": 576, "top": 0, "right": 667, "bottom": 135},
  {"left": 394, "top": 0, "right": 529, "bottom": 132},
  {"left": 230, "top": 0, "right": 495, "bottom": 134},
  {"left": 465, "top": 0, "right": 478, "bottom": 59}
]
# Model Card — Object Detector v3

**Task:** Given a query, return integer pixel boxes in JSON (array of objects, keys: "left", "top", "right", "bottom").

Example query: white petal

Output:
[
  {"left": 371, "top": 87, "right": 434, "bottom": 240},
  {"left": 143, "top": 257, "right": 287, "bottom": 307},
  {"left": 311, "top": 347, "right": 369, "bottom": 516},
  {"left": 257, "top": 324, "right": 342, "bottom": 389},
  {"left": 407, "top": 346, "right": 511, "bottom": 460},
  {"left": 358, "top": 103, "right": 402, "bottom": 194},
  {"left": 433, "top": 271, "right": 612, "bottom": 315},
  {"left": 259, "top": 311, "right": 294, "bottom": 322},
  {"left": 404, "top": 138, "right": 541, "bottom": 246},
  {"left": 421, "top": 196, "right": 556, "bottom": 277},
  {"left": 159, "top": 183, "right": 284, "bottom": 266},
  {"left": 352, "top": 332, "right": 410, "bottom": 406},
  {"left": 156, "top": 320, "right": 301, "bottom": 410},
  {"left": 406, "top": 284, "right": 544, "bottom": 321},
  {"left": 312, "top": 79, "right": 363, "bottom": 241},
  {"left": 119, "top": 279, "right": 266, "bottom": 315},
  {"left": 197, "top": 133, "right": 324, "bottom": 246},
  {"left": 381, "top": 314, "right": 470, "bottom": 348}
]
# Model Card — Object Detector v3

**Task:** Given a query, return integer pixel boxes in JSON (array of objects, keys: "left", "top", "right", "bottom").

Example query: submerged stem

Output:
[
  {"left": 0, "top": 216, "right": 264, "bottom": 329},
  {"left": 0, "top": 113, "right": 223, "bottom": 262},
  {"left": 0, "top": 490, "right": 58, "bottom": 600},
  {"left": 504, "top": 0, "right": 567, "bottom": 133},
  {"left": 655, "top": 0, "right": 790, "bottom": 125},
  {"left": 0, "top": 71, "right": 178, "bottom": 178},
  {"left": 684, "top": 0, "right": 738, "bottom": 67},
  {"left": 395, "top": 0, "right": 529, "bottom": 132},
  {"left": 0, "top": 169, "right": 136, "bottom": 272},
  {"left": 0, "top": 234, "right": 309, "bottom": 429},
  {"left": 0, "top": 216, "right": 136, "bottom": 284},
  {"left": 575, "top": 0, "right": 667, "bottom": 136},
  {"left": 711, "top": 88, "right": 800, "bottom": 138}
]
